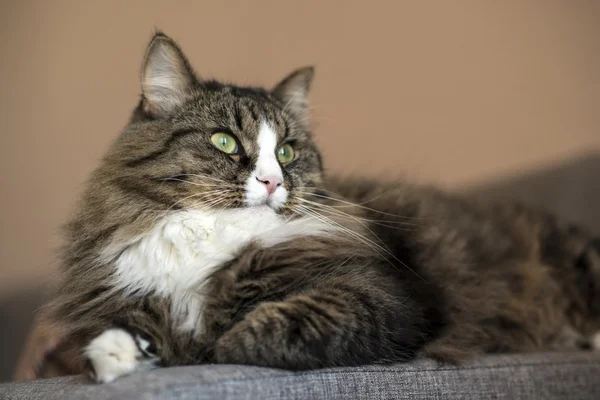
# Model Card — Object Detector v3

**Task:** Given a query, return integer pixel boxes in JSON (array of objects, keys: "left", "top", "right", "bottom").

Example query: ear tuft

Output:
[
  {"left": 141, "top": 32, "right": 196, "bottom": 118},
  {"left": 272, "top": 66, "right": 315, "bottom": 120}
]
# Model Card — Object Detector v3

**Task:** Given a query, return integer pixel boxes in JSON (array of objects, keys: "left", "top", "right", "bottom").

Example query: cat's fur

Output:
[{"left": 47, "top": 32, "right": 600, "bottom": 382}]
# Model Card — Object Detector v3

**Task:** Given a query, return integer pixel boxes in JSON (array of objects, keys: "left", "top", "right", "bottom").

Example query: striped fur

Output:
[{"left": 46, "top": 33, "right": 600, "bottom": 382}]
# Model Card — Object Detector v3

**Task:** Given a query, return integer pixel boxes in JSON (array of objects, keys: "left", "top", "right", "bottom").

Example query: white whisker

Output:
[
  {"left": 295, "top": 189, "right": 431, "bottom": 222},
  {"left": 295, "top": 197, "right": 421, "bottom": 229},
  {"left": 147, "top": 189, "right": 237, "bottom": 225},
  {"left": 291, "top": 203, "right": 424, "bottom": 280}
]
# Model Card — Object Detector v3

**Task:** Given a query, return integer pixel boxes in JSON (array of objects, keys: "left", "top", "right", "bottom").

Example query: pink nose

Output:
[{"left": 256, "top": 176, "right": 283, "bottom": 195}]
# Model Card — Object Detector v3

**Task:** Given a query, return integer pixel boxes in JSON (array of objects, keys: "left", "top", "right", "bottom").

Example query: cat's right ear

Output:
[{"left": 140, "top": 32, "right": 196, "bottom": 118}]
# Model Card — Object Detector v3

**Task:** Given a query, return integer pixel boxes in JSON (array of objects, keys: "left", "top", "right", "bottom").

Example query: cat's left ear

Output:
[
  {"left": 272, "top": 66, "right": 314, "bottom": 120},
  {"left": 141, "top": 32, "right": 196, "bottom": 118}
]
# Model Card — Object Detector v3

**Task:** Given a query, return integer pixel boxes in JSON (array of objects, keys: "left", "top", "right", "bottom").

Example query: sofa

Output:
[{"left": 2, "top": 153, "right": 599, "bottom": 399}]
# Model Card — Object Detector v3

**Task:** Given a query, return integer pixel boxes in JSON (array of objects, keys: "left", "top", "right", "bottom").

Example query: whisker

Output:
[
  {"left": 147, "top": 189, "right": 237, "bottom": 225},
  {"left": 295, "top": 197, "right": 422, "bottom": 229},
  {"left": 188, "top": 194, "right": 237, "bottom": 211},
  {"left": 295, "top": 189, "right": 432, "bottom": 221},
  {"left": 294, "top": 198, "right": 399, "bottom": 248},
  {"left": 291, "top": 203, "right": 424, "bottom": 280}
]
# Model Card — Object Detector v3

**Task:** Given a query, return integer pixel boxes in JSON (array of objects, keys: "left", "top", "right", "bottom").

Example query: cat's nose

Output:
[{"left": 256, "top": 176, "right": 283, "bottom": 195}]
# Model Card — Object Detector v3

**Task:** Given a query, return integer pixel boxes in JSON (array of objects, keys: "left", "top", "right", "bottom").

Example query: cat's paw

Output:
[
  {"left": 85, "top": 328, "right": 157, "bottom": 383},
  {"left": 214, "top": 320, "right": 257, "bottom": 365}
]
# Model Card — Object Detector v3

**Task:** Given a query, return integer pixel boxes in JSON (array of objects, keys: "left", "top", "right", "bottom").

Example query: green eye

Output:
[
  {"left": 210, "top": 132, "right": 238, "bottom": 154},
  {"left": 276, "top": 143, "right": 295, "bottom": 164}
]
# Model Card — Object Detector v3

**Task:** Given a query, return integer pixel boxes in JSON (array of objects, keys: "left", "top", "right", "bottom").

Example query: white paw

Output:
[{"left": 85, "top": 328, "right": 150, "bottom": 383}]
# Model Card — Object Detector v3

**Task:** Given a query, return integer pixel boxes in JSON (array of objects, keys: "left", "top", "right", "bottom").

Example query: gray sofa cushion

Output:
[{"left": 2, "top": 352, "right": 599, "bottom": 399}]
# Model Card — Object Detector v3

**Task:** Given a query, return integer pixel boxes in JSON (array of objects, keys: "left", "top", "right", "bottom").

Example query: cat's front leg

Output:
[
  {"left": 81, "top": 298, "right": 204, "bottom": 382},
  {"left": 85, "top": 328, "right": 159, "bottom": 383},
  {"left": 78, "top": 297, "right": 180, "bottom": 383},
  {"left": 214, "top": 280, "right": 424, "bottom": 370}
]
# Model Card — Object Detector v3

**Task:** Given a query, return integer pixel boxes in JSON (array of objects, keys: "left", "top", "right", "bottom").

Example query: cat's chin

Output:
[
  {"left": 246, "top": 203, "right": 281, "bottom": 214},
  {"left": 243, "top": 197, "right": 285, "bottom": 213},
  {"left": 246, "top": 204, "right": 273, "bottom": 211}
]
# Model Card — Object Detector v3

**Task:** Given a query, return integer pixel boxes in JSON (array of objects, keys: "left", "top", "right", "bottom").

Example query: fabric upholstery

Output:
[{"left": 2, "top": 352, "right": 599, "bottom": 399}]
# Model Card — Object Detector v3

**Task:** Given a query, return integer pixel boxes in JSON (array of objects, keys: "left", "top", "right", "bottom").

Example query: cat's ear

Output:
[
  {"left": 141, "top": 32, "right": 196, "bottom": 118},
  {"left": 272, "top": 66, "right": 314, "bottom": 119}
]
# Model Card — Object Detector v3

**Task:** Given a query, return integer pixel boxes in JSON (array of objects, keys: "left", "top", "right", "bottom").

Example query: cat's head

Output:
[{"left": 103, "top": 32, "right": 323, "bottom": 215}]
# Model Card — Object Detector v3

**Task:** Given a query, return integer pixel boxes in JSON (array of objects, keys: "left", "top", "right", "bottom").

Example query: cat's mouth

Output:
[{"left": 244, "top": 181, "right": 288, "bottom": 211}]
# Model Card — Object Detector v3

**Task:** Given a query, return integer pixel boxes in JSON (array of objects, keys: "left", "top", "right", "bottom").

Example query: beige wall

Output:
[{"left": 1, "top": 1, "right": 599, "bottom": 297}]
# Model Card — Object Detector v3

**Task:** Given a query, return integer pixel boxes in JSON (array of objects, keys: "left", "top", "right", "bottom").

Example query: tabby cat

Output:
[{"left": 47, "top": 32, "right": 600, "bottom": 383}]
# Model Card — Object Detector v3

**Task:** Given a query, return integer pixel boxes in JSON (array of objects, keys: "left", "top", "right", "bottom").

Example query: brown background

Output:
[{"left": 1, "top": 1, "right": 599, "bottom": 299}]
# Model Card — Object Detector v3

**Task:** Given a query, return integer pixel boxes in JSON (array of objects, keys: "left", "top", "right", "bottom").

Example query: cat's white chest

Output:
[{"left": 105, "top": 206, "right": 328, "bottom": 332}]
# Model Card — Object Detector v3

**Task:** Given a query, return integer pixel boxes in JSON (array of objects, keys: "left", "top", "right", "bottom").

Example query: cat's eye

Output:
[
  {"left": 210, "top": 132, "right": 238, "bottom": 155},
  {"left": 277, "top": 143, "right": 295, "bottom": 164}
]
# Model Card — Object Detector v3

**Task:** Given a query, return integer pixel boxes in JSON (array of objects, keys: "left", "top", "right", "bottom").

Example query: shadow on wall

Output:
[{"left": 462, "top": 151, "right": 600, "bottom": 234}]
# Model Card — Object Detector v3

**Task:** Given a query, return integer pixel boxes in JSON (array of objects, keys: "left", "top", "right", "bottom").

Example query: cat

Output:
[{"left": 45, "top": 32, "right": 600, "bottom": 383}]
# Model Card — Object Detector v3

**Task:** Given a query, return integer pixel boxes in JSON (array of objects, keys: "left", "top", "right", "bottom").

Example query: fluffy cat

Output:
[{"left": 46, "top": 32, "right": 600, "bottom": 383}]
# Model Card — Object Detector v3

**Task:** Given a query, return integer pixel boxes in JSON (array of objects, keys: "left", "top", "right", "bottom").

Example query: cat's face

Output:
[{"left": 105, "top": 33, "right": 323, "bottom": 215}]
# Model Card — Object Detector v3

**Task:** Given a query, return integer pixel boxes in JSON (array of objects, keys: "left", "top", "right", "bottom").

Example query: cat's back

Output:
[{"left": 323, "top": 175, "right": 534, "bottom": 268}]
